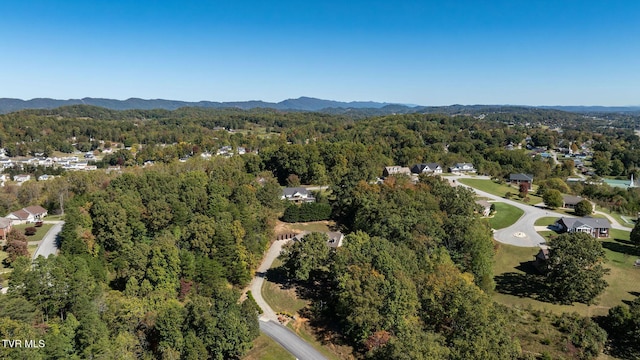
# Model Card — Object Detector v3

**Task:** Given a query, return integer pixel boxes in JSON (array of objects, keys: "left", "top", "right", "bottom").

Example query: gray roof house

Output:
[
  {"left": 281, "top": 187, "right": 315, "bottom": 203},
  {"left": 509, "top": 173, "right": 534, "bottom": 182},
  {"left": 562, "top": 195, "right": 585, "bottom": 209},
  {"left": 411, "top": 163, "right": 443, "bottom": 175},
  {"left": 555, "top": 217, "right": 611, "bottom": 238}
]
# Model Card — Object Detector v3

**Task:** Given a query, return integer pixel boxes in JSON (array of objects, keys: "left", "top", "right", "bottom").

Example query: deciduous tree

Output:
[
  {"left": 546, "top": 232, "right": 609, "bottom": 304},
  {"left": 543, "top": 189, "right": 563, "bottom": 209}
]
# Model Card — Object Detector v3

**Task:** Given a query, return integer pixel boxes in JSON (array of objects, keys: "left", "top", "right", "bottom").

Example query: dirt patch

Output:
[{"left": 274, "top": 220, "right": 296, "bottom": 236}]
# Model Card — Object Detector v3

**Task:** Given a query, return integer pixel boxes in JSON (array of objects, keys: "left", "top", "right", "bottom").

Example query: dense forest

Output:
[{"left": 0, "top": 106, "right": 639, "bottom": 359}]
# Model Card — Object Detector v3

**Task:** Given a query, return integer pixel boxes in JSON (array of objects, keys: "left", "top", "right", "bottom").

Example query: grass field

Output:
[
  {"left": 534, "top": 217, "right": 557, "bottom": 226},
  {"left": 488, "top": 202, "right": 524, "bottom": 229},
  {"left": 595, "top": 206, "right": 634, "bottom": 228},
  {"left": 262, "top": 259, "right": 308, "bottom": 315},
  {"left": 12, "top": 223, "right": 54, "bottom": 243},
  {"left": 458, "top": 178, "right": 543, "bottom": 204},
  {"left": 493, "top": 228, "right": 640, "bottom": 318},
  {"left": 242, "top": 334, "right": 295, "bottom": 360}
]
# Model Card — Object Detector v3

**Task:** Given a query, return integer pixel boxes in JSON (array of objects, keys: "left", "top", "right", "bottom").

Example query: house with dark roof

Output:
[
  {"left": 509, "top": 173, "right": 534, "bottom": 190},
  {"left": 411, "top": 163, "right": 443, "bottom": 175},
  {"left": 281, "top": 187, "right": 315, "bottom": 203},
  {"left": 562, "top": 195, "right": 585, "bottom": 210},
  {"left": 555, "top": 217, "right": 611, "bottom": 238}
]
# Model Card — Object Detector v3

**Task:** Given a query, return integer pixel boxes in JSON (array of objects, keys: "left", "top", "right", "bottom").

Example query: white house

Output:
[
  {"left": 6, "top": 205, "right": 48, "bottom": 224},
  {"left": 281, "top": 187, "right": 316, "bottom": 203},
  {"left": 13, "top": 174, "right": 31, "bottom": 183},
  {"left": 449, "top": 163, "right": 476, "bottom": 173},
  {"left": 411, "top": 163, "right": 443, "bottom": 175}
]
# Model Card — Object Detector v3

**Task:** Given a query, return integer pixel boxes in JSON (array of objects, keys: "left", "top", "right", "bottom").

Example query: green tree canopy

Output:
[
  {"left": 546, "top": 232, "right": 609, "bottom": 304},
  {"left": 543, "top": 189, "right": 563, "bottom": 209},
  {"left": 574, "top": 199, "right": 593, "bottom": 217}
]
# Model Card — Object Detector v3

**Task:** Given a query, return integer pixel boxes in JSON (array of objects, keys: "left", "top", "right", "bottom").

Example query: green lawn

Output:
[
  {"left": 458, "top": 179, "right": 543, "bottom": 204},
  {"left": 261, "top": 258, "right": 308, "bottom": 316},
  {"left": 488, "top": 202, "right": 524, "bottom": 229},
  {"left": 12, "top": 223, "right": 54, "bottom": 243},
  {"left": 493, "top": 228, "right": 640, "bottom": 318},
  {"left": 242, "top": 334, "right": 295, "bottom": 360},
  {"left": 596, "top": 205, "right": 634, "bottom": 228},
  {"left": 289, "top": 222, "right": 333, "bottom": 233},
  {"left": 534, "top": 217, "right": 557, "bottom": 226}
]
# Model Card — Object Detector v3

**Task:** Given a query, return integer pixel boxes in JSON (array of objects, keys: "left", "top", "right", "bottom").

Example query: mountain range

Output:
[{"left": 0, "top": 96, "right": 638, "bottom": 115}]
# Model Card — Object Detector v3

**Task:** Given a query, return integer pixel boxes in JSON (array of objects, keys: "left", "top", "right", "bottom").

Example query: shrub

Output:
[
  {"left": 282, "top": 202, "right": 332, "bottom": 222},
  {"left": 24, "top": 227, "right": 37, "bottom": 236}
]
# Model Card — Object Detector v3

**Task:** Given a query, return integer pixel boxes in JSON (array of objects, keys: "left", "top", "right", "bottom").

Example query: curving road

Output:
[
  {"left": 247, "top": 238, "right": 328, "bottom": 360},
  {"left": 448, "top": 175, "right": 628, "bottom": 248},
  {"left": 259, "top": 319, "right": 327, "bottom": 360},
  {"left": 32, "top": 221, "right": 64, "bottom": 259}
]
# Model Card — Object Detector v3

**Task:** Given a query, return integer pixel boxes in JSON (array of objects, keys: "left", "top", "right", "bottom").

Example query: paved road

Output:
[
  {"left": 448, "top": 175, "right": 629, "bottom": 247},
  {"left": 249, "top": 238, "right": 290, "bottom": 322},
  {"left": 32, "top": 221, "right": 64, "bottom": 259},
  {"left": 260, "top": 319, "right": 327, "bottom": 360},
  {"left": 247, "top": 238, "right": 328, "bottom": 360}
]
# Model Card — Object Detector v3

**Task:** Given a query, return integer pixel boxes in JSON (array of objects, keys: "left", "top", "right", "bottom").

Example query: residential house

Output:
[
  {"left": 37, "top": 174, "right": 53, "bottom": 181},
  {"left": 281, "top": 187, "right": 315, "bottom": 203},
  {"left": 449, "top": 163, "right": 476, "bottom": 173},
  {"left": 0, "top": 218, "right": 12, "bottom": 242},
  {"left": 411, "top": 163, "right": 443, "bottom": 175},
  {"left": 562, "top": 195, "right": 585, "bottom": 210},
  {"left": 509, "top": 173, "right": 534, "bottom": 190},
  {"left": 292, "top": 231, "right": 345, "bottom": 249},
  {"left": 5, "top": 205, "right": 48, "bottom": 224},
  {"left": 13, "top": 174, "right": 31, "bottom": 183},
  {"left": 383, "top": 166, "right": 411, "bottom": 177},
  {"left": 475, "top": 200, "right": 492, "bottom": 217},
  {"left": 6, "top": 209, "right": 34, "bottom": 224},
  {"left": 555, "top": 217, "right": 611, "bottom": 238}
]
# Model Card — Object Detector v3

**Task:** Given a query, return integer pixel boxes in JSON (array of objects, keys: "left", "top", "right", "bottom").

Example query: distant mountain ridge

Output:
[
  {"left": 0, "top": 96, "right": 397, "bottom": 114},
  {"left": 0, "top": 97, "right": 638, "bottom": 115}
]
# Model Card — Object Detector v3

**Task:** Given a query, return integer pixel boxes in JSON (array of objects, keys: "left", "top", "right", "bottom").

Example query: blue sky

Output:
[{"left": 1, "top": 1, "right": 638, "bottom": 106}]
